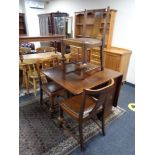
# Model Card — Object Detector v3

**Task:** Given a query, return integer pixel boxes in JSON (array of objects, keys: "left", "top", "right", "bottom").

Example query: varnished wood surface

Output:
[
  {"left": 20, "top": 52, "right": 61, "bottom": 64},
  {"left": 42, "top": 63, "right": 122, "bottom": 95},
  {"left": 19, "top": 34, "right": 65, "bottom": 42},
  {"left": 90, "top": 46, "right": 132, "bottom": 81},
  {"left": 63, "top": 38, "right": 102, "bottom": 48}
]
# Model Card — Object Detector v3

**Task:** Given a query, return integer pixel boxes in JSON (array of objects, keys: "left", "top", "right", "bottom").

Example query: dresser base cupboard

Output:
[{"left": 90, "top": 47, "right": 132, "bottom": 82}]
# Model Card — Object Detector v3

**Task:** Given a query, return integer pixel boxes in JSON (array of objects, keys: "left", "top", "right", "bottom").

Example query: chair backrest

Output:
[
  {"left": 36, "top": 56, "right": 59, "bottom": 85},
  {"left": 19, "top": 47, "right": 31, "bottom": 54},
  {"left": 79, "top": 78, "right": 114, "bottom": 119},
  {"left": 36, "top": 46, "right": 55, "bottom": 53}
]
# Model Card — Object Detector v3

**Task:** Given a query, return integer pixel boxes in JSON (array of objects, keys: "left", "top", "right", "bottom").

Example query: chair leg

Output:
[
  {"left": 79, "top": 121, "right": 84, "bottom": 151},
  {"left": 33, "top": 79, "right": 37, "bottom": 96},
  {"left": 40, "top": 88, "right": 43, "bottom": 105},
  {"left": 101, "top": 108, "right": 105, "bottom": 136},
  {"left": 24, "top": 74, "right": 29, "bottom": 95},
  {"left": 58, "top": 106, "right": 64, "bottom": 128},
  {"left": 49, "top": 96, "right": 54, "bottom": 118}
]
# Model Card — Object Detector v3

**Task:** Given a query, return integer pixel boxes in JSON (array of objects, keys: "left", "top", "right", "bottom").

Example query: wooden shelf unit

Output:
[
  {"left": 19, "top": 13, "right": 27, "bottom": 35},
  {"left": 74, "top": 8, "right": 117, "bottom": 48},
  {"left": 75, "top": 11, "right": 85, "bottom": 38}
]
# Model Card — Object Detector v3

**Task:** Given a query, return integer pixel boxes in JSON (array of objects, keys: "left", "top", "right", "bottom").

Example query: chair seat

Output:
[
  {"left": 42, "top": 81, "right": 63, "bottom": 95},
  {"left": 60, "top": 95, "right": 96, "bottom": 120}
]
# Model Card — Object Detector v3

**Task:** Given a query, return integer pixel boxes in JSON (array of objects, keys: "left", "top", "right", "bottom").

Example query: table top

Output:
[
  {"left": 42, "top": 63, "right": 122, "bottom": 95},
  {"left": 20, "top": 52, "right": 61, "bottom": 64},
  {"left": 63, "top": 38, "right": 102, "bottom": 48},
  {"left": 19, "top": 34, "right": 65, "bottom": 42}
]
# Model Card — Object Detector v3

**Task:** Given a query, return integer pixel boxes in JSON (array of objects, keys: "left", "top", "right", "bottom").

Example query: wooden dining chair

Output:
[
  {"left": 19, "top": 47, "right": 31, "bottom": 55},
  {"left": 58, "top": 78, "right": 114, "bottom": 151},
  {"left": 36, "top": 57, "right": 64, "bottom": 117},
  {"left": 36, "top": 46, "right": 55, "bottom": 53}
]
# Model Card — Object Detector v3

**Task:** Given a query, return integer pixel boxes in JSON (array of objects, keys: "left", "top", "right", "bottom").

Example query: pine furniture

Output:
[
  {"left": 90, "top": 47, "right": 132, "bottom": 82},
  {"left": 75, "top": 8, "right": 116, "bottom": 48}
]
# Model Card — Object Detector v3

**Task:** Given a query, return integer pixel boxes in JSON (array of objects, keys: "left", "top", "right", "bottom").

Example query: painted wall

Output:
[
  {"left": 23, "top": 0, "right": 48, "bottom": 35},
  {"left": 19, "top": 0, "right": 25, "bottom": 13},
  {"left": 21, "top": 0, "right": 135, "bottom": 84}
]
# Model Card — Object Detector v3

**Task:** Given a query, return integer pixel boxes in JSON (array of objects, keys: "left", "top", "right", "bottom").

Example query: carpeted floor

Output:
[{"left": 19, "top": 83, "right": 134, "bottom": 155}]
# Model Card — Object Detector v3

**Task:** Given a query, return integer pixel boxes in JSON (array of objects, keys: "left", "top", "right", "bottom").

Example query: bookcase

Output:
[
  {"left": 74, "top": 9, "right": 117, "bottom": 48},
  {"left": 71, "top": 8, "right": 132, "bottom": 81},
  {"left": 19, "top": 13, "right": 27, "bottom": 35}
]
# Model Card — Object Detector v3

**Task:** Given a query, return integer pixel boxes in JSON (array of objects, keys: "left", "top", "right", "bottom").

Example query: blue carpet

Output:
[{"left": 70, "top": 84, "right": 135, "bottom": 155}]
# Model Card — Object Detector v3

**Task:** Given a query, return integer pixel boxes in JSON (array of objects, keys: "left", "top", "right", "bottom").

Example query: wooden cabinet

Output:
[
  {"left": 90, "top": 47, "right": 132, "bottom": 82},
  {"left": 38, "top": 12, "right": 70, "bottom": 52},
  {"left": 75, "top": 9, "right": 117, "bottom": 48},
  {"left": 19, "top": 13, "right": 27, "bottom": 35}
]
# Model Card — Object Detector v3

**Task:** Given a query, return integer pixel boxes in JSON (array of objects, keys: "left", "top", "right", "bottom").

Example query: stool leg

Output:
[
  {"left": 40, "top": 88, "right": 43, "bottom": 105},
  {"left": 58, "top": 106, "right": 64, "bottom": 128},
  {"left": 101, "top": 107, "right": 105, "bottom": 136},
  {"left": 79, "top": 121, "right": 84, "bottom": 151}
]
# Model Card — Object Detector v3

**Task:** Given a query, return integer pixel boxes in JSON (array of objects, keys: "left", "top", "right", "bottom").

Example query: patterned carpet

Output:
[{"left": 19, "top": 95, "right": 126, "bottom": 155}]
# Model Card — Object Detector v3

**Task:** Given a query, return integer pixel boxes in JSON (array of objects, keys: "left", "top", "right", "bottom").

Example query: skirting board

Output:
[{"left": 124, "top": 81, "right": 135, "bottom": 88}]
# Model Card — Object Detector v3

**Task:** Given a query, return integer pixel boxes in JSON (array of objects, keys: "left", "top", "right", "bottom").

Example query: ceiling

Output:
[{"left": 26, "top": 0, "right": 53, "bottom": 2}]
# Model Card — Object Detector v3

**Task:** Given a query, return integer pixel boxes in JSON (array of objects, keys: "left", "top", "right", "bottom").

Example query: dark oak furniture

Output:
[
  {"left": 19, "top": 13, "right": 27, "bottom": 35},
  {"left": 42, "top": 64, "right": 123, "bottom": 117},
  {"left": 19, "top": 35, "right": 65, "bottom": 42},
  {"left": 38, "top": 12, "right": 69, "bottom": 52},
  {"left": 37, "top": 59, "right": 64, "bottom": 117},
  {"left": 59, "top": 78, "right": 114, "bottom": 151}
]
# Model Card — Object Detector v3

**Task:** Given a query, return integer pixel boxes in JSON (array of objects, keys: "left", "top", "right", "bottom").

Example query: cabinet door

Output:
[{"left": 104, "top": 53, "right": 121, "bottom": 71}]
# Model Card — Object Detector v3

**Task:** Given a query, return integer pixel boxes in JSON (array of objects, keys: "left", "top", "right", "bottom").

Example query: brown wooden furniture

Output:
[
  {"left": 38, "top": 12, "right": 70, "bottom": 52},
  {"left": 20, "top": 53, "right": 61, "bottom": 95},
  {"left": 19, "top": 35, "right": 65, "bottom": 42},
  {"left": 36, "top": 46, "right": 55, "bottom": 53},
  {"left": 20, "top": 52, "right": 62, "bottom": 64},
  {"left": 90, "top": 47, "right": 132, "bottom": 81},
  {"left": 42, "top": 64, "right": 123, "bottom": 117},
  {"left": 59, "top": 78, "right": 114, "bottom": 151},
  {"left": 75, "top": 8, "right": 116, "bottom": 48},
  {"left": 19, "top": 47, "right": 31, "bottom": 55},
  {"left": 22, "top": 56, "right": 61, "bottom": 96},
  {"left": 61, "top": 38, "right": 104, "bottom": 79},
  {"left": 38, "top": 12, "right": 69, "bottom": 35},
  {"left": 37, "top": 59, "right": 64, "bottom": 117},
  {"left": 19, "top": 13, "right": 27, "bottom": 35}
]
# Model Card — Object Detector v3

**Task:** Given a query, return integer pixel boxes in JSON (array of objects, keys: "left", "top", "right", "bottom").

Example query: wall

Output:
[
  {"left": 19, "top": 0, "right": 25, "bottom": 13},
  {"left": 46, "top": 0, "right": 135, "bottom": 84},
  {"left": 23, "top": 0, "right": 49, "bottom": 35}
]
